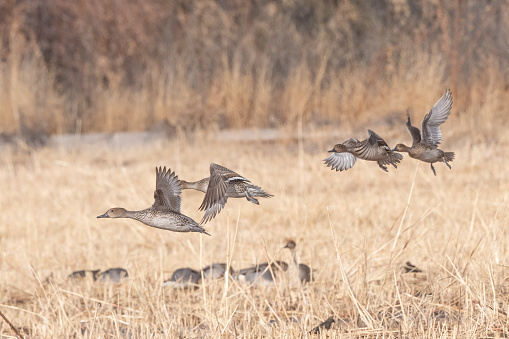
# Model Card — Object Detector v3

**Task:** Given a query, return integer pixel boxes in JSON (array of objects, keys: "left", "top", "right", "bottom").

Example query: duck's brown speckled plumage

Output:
[
  {"left": 180, "top": 163, "right": 273, "bottom": 224},
  {"left": 393, "top": 89, "right": 455, "bottom": 175},
  {"left": 324, "top": 129, "right": 403, "bottom": 172},
  {"left": 97, "top": 167, "right": 210, "bottom": 235}
]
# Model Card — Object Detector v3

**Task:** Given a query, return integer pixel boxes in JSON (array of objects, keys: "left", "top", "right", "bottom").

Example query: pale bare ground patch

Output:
[{"left": 0, "top": 120, "right": 508, "bottom": 338}]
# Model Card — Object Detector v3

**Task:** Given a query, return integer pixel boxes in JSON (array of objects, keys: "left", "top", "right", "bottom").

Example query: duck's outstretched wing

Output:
[
  {"left": 421, "top": 89, "right": 453, "bottom": 146},
  {"left": 323, "top": 152, "right": 357, "bottom": 171},
  {"left": 153, "top": 166, "right": 182, "bottom": 212},
  {"left": 353, "top": 130, "right": 390, "bottom": 160},
  {"left": 200, "top": 195, "right": 228, "bottom": 224},
  {"left": 198, "top": 163, "right": 250, "bottom": 223},
  {"left": 343, "top": 138, "right": 359, "bottom": 148},
  {"left": 367, "top": 129, "right": 390, "bottom": 148},
  {"left": 405, "top": 113, "right": 421, "bottom": 145},
  {"left": 356, "top": 130, "right": 402, "bottom": 170}
]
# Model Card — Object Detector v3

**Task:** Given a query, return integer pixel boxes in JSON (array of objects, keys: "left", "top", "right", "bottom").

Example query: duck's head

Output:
[
  {"left": 328, "top": 144, "right": 347, "bottom": 153},
  {"left": 97, "top": 208, "right": 127, "bottom": 218},
  {"left": 392, "top": 144, "right": 410, "bottom": 152},
  {"left": 284, "top": 239, "right": 296, "bottom": 250}
]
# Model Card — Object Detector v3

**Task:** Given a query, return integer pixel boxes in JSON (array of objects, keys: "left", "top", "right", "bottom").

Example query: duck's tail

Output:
[
  {"left": 192, "top": 224, "right": 211, "bottom": 236},
  {"left": 444, "top": 152, "right": 455, "bottom": 162},
  {"left": 246, "top": 184, "right": 273, "bottom": 199},
  {"left": 377, "top": 151, "right": 403, "bottom": 171},
  {"left": 388, "top": 151, "right": 404, "bottom": 163}
]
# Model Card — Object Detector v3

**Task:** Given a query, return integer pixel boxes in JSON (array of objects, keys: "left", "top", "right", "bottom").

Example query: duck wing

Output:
[
  {"left": 153, "top": 166, "right": 182, "bottom": 213},
  {"left": 353, "top": 130, "right": 391, "bottom": 160},
  {"left": 323, "top": 152, "right": 358, "bottom": 171},
  {"left": 405, "top": 114, "right": 421, "bottom": 145},
  {"left": 421, "top": 89, "right": 453, "bottom": 146},
  {"left": 198, "top": 163, "right": 250, "bottom": 223},
  {"left": 342, "top": 138, "right": 359, "bottom": 148},
  {"left": 199, "top": 195, "right": 229, "bottom": 224},
  {"left": 367, "top": 129, "right": 390, "bottom": 148}
]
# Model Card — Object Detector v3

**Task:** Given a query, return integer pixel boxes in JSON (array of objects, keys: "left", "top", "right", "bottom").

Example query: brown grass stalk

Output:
[{"left": 0, "top": 308, "right": 22, "bottom": 338}]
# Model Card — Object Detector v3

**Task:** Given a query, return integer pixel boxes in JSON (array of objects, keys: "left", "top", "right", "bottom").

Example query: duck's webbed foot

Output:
[
  {"left": 430, "top": 163, "right": 437, "bottom": 176},
  {"left": 443, "top": 159, "right": 452, "bottom": 169},
  {"left": 377, "top": 162, "right": 388, "bottom": 172}
]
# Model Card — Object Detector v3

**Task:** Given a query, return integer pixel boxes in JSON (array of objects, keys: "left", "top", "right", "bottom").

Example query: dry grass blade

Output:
[
  {"left": 261, "top": 237, "right": 290, "bottom": 323},
  {"left": 327, "top": 208, "right": 376, "bottom": 329},
  {"left": 0, "top": 308, "right": 23, "bottom": 338},
  {"left": 391, "top": 162, "right": 419, "bottom": 255}
]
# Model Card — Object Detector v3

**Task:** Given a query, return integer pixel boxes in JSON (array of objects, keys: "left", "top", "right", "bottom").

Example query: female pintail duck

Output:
[
  {"left": 97, "top": 167, "right": 210, "bottom": 236},
  {"left": 284, "top": 240, "right": 312, "bottom": 283},
  {"left": 235, "top": 261, "right": 288, "bottom": 285},
  {"left": 164, "top": 267, "right": 201, "bottom": 288},
  {"left": 180, "top": 163, "right": 273, "bottom": 224},
  {"left": 97, "top": 267, "right": 129, "bottom": 283},
  {"left": 392, "top": 89, "right": 455, "bottom": 175},
  {"left": 324, "top": 129, "right": 403, "bottom": 172}
]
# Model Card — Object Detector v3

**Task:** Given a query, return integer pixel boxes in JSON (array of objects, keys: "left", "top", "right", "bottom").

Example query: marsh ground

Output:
[
  {"left": 1, "top": 0, "right": 509, "bottom": 337},
  {"left": 0, "top": 118, "right": 508, "bottom": 338}
]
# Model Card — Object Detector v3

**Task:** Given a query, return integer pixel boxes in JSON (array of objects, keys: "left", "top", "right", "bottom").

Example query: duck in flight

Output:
[
  {"left": 97, "top": 167, "right": 210, "bottom": 235},
  {"left": 392, "top": 89, "right": 455, "bottom": 175},
  {"left": 180, "top": 163, "right": 273, "bottom": 224},
  {"left": 324, "top": 129, "right": 403, "bottom": 172}
]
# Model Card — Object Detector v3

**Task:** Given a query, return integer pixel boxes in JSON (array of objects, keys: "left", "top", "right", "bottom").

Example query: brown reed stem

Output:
[{"left": 0, "top": 308, "right": 22, "bottom": 338}]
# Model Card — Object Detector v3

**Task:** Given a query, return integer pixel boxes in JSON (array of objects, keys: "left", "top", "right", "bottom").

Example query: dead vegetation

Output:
[
  {"left": 0, "top": 0, "right": 508, "bottom": 136},
  {"left": 0, "top": 113, "right": 508, "bottom": 337},
  {"left": 0, "top": 0, "right": 508, "bottom": 337}
]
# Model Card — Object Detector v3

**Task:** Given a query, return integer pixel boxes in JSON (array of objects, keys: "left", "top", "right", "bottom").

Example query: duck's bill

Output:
[
  {"left": 392, "top": 147, "right": 397, "bottom": 151},
  {"left": 328, "top": 149, "right": 335, "bottom": 152},
  {"left": 97, "top": 212, "right": 109, "bottom": 218}
]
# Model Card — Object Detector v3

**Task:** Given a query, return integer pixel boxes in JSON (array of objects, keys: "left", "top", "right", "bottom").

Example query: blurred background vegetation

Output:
[{"left": 0, "top": 0, "right": 506, "bottom": 137}]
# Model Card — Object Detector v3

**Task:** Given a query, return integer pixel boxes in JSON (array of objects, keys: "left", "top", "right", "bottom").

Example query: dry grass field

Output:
[
  {"left": 0, "top": 96, "right": 508, "bottom": 337},
  {"left": 1, "top": 0, "right": 509, "bottom": 337}
]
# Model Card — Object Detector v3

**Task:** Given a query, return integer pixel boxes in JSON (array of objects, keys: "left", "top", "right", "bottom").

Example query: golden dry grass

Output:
[
  {"left": 0, "top": 0, "right": 508, "bottom": 336},
  {"left": 0, "top": 105, "right": 508, "bottom": 337}
]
